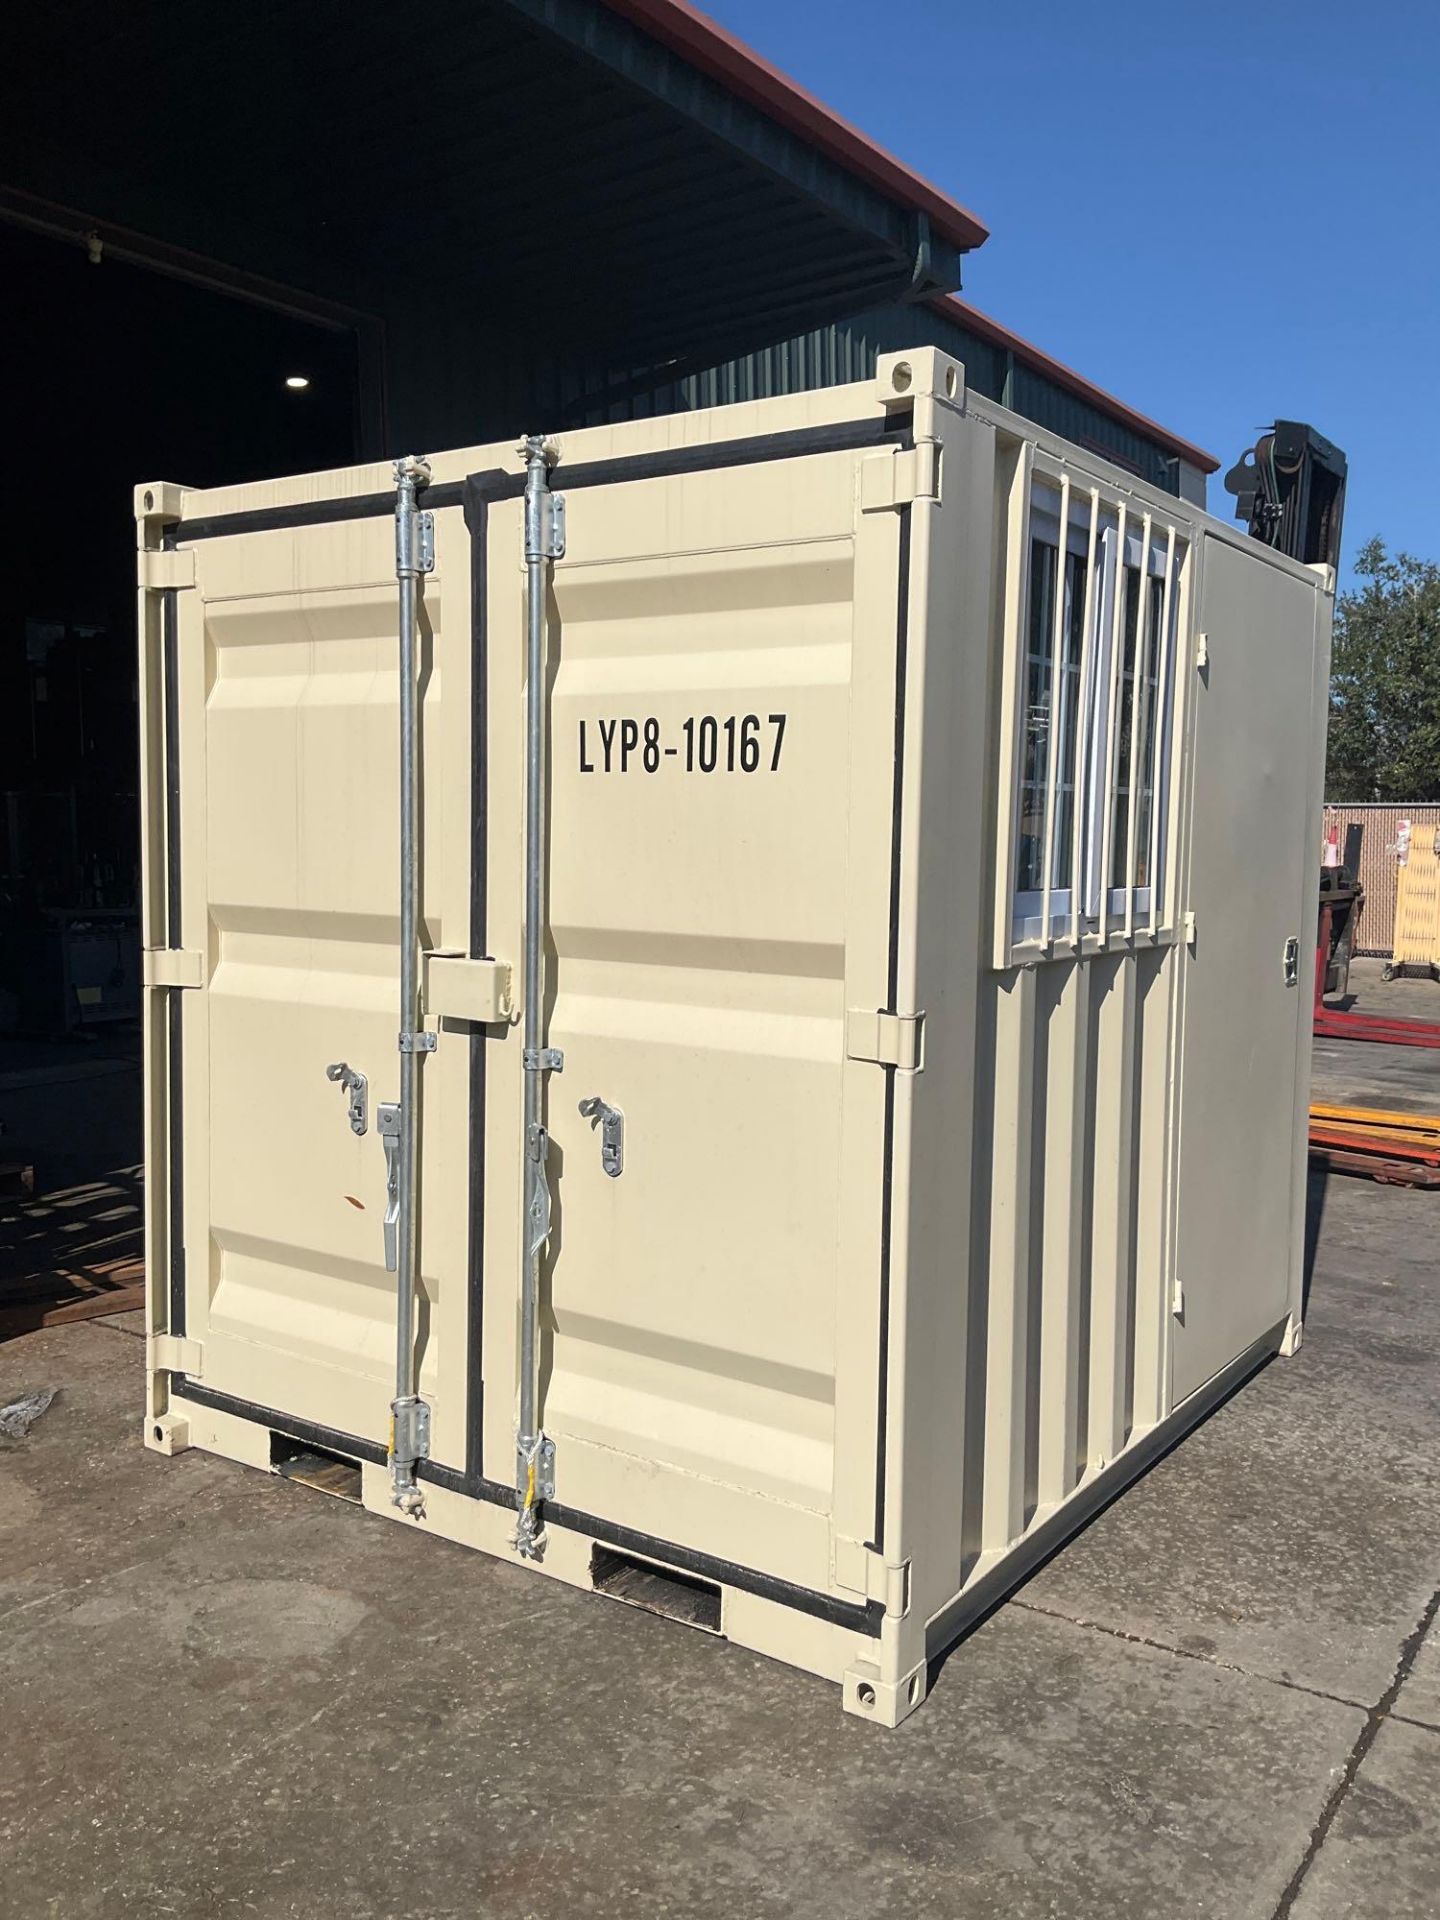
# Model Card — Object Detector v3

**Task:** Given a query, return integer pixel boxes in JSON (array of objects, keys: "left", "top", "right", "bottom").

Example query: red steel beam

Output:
[
  {"left": 1313, "top": 902, "right": 1440, "bottom": 1048},
  {"left": 1308, "top": 1146, "right": 1440, "bottom": 1188},
  {"left": 1308, "top": 1123, "right": 1440, "bottom": 1165}
]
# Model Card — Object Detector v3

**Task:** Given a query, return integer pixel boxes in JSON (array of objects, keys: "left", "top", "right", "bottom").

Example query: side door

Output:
[
  {"left": 477, "top": 423, "right": 910, "bottom": 1598},
  {"left": 1170, "top": 536, "right": 1321, "bottom": 1402}
]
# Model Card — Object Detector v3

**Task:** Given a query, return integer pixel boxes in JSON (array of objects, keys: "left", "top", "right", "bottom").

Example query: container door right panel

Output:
[
  {"left": 1171, "top": 539, "right": 1318, "bottom": 1402},
  {"left": 509, "top": 436, "right": 903, "bottom": 1592}
]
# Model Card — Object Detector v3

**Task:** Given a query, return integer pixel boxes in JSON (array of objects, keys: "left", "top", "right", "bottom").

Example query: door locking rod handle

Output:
[{"left": 578, "top": 1096, "right": 624, "bottom": 1178}]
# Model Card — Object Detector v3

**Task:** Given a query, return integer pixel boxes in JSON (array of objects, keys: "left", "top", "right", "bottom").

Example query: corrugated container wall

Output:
[
  {"left": 137, "top": 351, "right": 1330, "bottom": 1725},
  {"left": 1323, "top": 803, "right": 1440, "bottom": 955}
]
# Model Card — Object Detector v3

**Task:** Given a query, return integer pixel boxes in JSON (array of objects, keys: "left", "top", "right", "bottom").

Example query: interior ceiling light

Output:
[{"left": 285, "top": 375, "right": 310, "bottom": 391}]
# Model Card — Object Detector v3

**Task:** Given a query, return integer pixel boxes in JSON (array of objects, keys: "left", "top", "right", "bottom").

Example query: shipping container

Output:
[{"left": 138, "top": 349, "right": 1332, "bottom": 1725}]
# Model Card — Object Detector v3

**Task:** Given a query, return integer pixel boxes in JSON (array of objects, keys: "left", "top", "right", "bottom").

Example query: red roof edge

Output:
[
  {"left": 602, "top": 0, "right": 990, "bottom": 253},
  {"left": 940, "top": 296, "right": 1220, "bottom": 475}
]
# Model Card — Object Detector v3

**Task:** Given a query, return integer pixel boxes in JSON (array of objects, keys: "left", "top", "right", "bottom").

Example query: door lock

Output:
[
  {"left": 1282, "top": 936, "right": 1300, "bottom": 987},
  {"left": 578, "top": 1096, "right": 624, "bottom": 1178},
  {"left": 325, "top": 1061, "right": 368, "bottom": 1134}
]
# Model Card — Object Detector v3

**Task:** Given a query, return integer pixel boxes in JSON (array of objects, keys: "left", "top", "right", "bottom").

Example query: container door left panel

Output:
[{"left": 165, "top": 511, "right": 475, "bottom": 1466}]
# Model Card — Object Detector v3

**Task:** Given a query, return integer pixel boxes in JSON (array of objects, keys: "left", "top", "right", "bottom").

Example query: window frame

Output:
[{"left": 996, "top": 447, "right": 1193, "bottom": 969}]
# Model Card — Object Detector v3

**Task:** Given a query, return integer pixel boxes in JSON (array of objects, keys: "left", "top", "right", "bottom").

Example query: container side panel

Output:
[
  {"left": 1085, "top": 952, "right": 1139, "bottom": 1469},
  {"left": 979, "top": 967, "right": 1038, "bottom": 1552},
  {"left": 964, "top": 941, "right": 1174, "bottom": 1574},
  {"left": 1035, "top": 959, "right": 1090, "bottom": 1507},
  {"left": 938, "top": 418, "right": 1193, "bottom": 1597},
  {"left": 886, "top": 403, "right": 996, "bottom": 1628},
  {"left": 1131, "top": 944, "right": 1177, "bottom": 1429}
]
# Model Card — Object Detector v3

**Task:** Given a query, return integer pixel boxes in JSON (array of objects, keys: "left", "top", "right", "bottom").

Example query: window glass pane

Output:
[
  {"left": 1050, "top": 547, "right": 1087, "bottom": 890},
  {"left": 1134, "top": 573, "right": 1165, "bottom": 887},
  {"left": 1017, "top": 537, "right": 1057, "bottom": 892},
  {"left": 1110, "top": 566, "right": 1141, "bottom": 888},
  {"left": 1012, "top": 497, "right": 1181, "bottom": 942}
]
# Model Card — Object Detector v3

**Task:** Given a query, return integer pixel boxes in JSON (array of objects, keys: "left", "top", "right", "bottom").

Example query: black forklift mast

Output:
[
  {"left": 1223, "top": 421, "right": 1348, "bottom": 570},
  {"left": 1230, "top": 418, "right": 1356, "bottom": 1011}
]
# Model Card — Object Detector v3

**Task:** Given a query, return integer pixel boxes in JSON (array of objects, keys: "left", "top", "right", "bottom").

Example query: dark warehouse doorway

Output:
[{"left": 0, "top": 218, "right": 363, "bottom": 1330}]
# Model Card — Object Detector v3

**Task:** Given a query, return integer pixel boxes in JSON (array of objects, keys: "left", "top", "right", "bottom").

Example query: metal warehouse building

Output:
[
  {"left": 3, "top": 0, "right": 1216, "bottom": 473},
  {"left": 0, "top": 1, "right": 1216, "bottom": 1047}
]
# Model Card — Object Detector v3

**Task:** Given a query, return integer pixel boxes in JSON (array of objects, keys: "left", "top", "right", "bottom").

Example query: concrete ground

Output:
[{"left": 1, "top": 961, "right": 1437, "bottom": 1918}]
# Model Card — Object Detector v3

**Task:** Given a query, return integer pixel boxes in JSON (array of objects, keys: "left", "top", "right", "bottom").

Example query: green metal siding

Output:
[{"left": 573, "top": 301, "right": 1183, "bottom": 496}]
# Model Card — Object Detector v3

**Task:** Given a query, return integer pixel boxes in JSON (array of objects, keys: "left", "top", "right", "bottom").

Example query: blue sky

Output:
[{"left": 703, "top": 0, "right": 1439, "bottom": 581}]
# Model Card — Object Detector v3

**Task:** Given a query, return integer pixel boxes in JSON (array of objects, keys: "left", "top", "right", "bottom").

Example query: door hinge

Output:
[
  {"left": 544, "top": 492, "right": 566, "bottom": 558},
  {"left": 836, "top": 1536, "right": 912, "bottom": 1612},
  {"left": 422, "top": 952, "right": 514, "bottom": 1024},
  {"left": 523, "top": 485, "right": 567, "bottom": 560},
  {"left": 139, "top": 548, "right": 196, "bottom": 591},
  {"left": 1196, "top": 631, "right": 1210, "bottom": 671},
  {"left": 143, "top": 948, "right": 204, "bottom": 988},
  {"left": 1170, "top": 1275, "right": 1184, "bottom": 1319},
  {"left": 846, "top": 1008, "right": 925, "bottom": 1072},
  {"left": 860, "top": 443, "right": 939, "bottom": 513},
  {"left": 152, "top": 1332, "right": 203, "bottom": 1376},
  {"left": 396, "top": 507, "right": 436, "bottom": 575},
  {"left": 1183, "top": 911, "right": 1198, "bottom": 951}
]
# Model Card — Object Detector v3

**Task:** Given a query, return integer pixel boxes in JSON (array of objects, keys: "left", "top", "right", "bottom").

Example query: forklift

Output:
[{"left": 1224, "top": 423, "right": 1365, "bottom": 1013}]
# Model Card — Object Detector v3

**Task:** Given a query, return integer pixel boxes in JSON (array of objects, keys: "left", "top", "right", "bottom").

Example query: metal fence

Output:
[{"left": 1323, "top": 804, "right": 1440, "bottom": 955}]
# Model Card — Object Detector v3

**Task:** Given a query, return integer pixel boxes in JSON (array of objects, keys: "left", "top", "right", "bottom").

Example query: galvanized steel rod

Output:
[
  {"left": 391, "top": 453, "right": 432, "bottom": 1515},
  {"left": 516, "top": 433, "right": 560, "bottom": 1558}
]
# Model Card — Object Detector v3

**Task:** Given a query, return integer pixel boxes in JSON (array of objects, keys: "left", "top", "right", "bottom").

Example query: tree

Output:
[{"left": 1327, "top": 539, "right": 1440, "bottom": 801}]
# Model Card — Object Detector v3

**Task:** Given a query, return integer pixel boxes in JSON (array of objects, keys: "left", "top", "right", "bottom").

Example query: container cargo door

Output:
[
  {"left": 1170, "top": 537, "right": 1322, "bottom": 1402},
  {"left": 477, "top": 421, "right": 910, "bottom": 1599},
  {"left": 163, "top": 506, "right": 476, "bottom": 1471}
]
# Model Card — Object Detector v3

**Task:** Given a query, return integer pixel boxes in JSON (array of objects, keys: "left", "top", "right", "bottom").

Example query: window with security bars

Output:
[{"left": 1010, "top": 475, "right": 1186, "bottom": 948}]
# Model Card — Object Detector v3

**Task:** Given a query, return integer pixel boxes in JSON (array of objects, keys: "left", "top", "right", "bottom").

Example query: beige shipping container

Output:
[
  {"left": 137, "top": 349, "right": 1332, "bottom": 1725},
  {"left": 1322, "top": 803, "right": 1440, "bottom": 956}
]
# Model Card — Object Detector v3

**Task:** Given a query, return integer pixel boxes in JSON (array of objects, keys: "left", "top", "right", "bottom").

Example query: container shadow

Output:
[{"left": 1302, "top": 1165, "right": 1328, "bottom": 1318}]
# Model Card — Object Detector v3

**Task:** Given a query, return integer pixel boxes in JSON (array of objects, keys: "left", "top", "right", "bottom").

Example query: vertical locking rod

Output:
[
  {"left": 515, "top": 433, "right": 562, "bottom": 1557},
  {"left": 390, "top": 454, "right": 432, "bottom": 1514}
]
